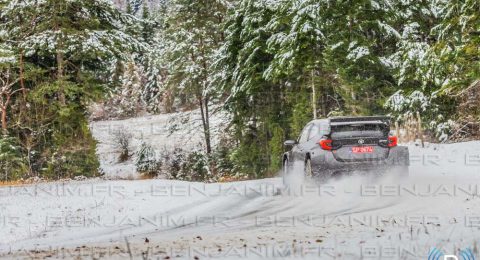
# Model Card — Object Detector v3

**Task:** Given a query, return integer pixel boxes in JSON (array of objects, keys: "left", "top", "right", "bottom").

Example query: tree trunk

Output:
[
  {"left": 311, "top": 70, "right": 317, "bottom": 119},
  {"left": 0, "top": 92, "right": 12, "bottom": 136},
  {"left": 204, "top": 95, "right": 211, "bottom": 154},
  {"left": 351, "top": 87, "right": 357, "bottom": 114},
  {"left": 1, "top": 106, "right": 7, "bottom": 136},
  {"left": 198, "top": 35, "right": 212, "bottom": 155},
  {"left": 19, "top": 51, "right": 27, "bottom": 100},
  {"left": 56, "top": 50, "right": 66, "bottom": 105},
  {"left": 198, "top": 95, "right": 212, "bottom": 154}
]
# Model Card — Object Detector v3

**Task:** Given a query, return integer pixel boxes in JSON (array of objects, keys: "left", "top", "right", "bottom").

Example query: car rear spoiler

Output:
[{"left": 329, "top": 116, "right": 391, "bottom": 126}]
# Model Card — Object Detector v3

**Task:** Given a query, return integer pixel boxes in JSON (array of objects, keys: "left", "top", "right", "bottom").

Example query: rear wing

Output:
[{"left": 329, "top": 116, "right": 391, "bottom": 126}]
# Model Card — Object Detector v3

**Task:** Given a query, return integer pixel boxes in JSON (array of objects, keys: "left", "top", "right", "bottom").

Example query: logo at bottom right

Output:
[{"left": 428, "top": 248, "right": 476, "bottom": 260}]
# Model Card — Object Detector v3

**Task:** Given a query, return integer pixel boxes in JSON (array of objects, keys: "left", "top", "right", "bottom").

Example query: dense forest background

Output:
[{"left": 0, "top": 0, "right": 479, "bottom": 181}]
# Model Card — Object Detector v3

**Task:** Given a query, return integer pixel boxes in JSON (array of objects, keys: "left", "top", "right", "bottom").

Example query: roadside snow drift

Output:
[{"left": 1, "top": 141, "right": 480, "bottom": 259}]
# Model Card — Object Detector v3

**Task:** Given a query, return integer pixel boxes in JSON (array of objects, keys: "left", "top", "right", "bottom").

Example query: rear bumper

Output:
[{"left": 310, "top": 146, "right": 409, "bottom": 173}]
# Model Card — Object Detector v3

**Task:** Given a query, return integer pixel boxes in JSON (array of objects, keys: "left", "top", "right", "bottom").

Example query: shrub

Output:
[
  {"left": 0, "top": 135, "right": 27, "bottom": 181},
  {"left": 42, "top": 143, "right": 100, "bottom": 180},
  {"left": 164, "top": 148, "right": 187, "bottom": 180},
  {"left": 135, "top": 142, "right": 161, "bottom": 177},
  {"left": 210, "top": 146, "right": 235, "bottom": 176},
  {"left": 182, "top": 150, "right": 209, "bottom": 181},
  {"left": 113, "top": 129, "right": 132, "bottom": 162},
  {"left": 268, "top": 124, "right": 284, "bottom": 174},
  {"left": 157, "top": 146, "right": 237, "bottom": 182}
]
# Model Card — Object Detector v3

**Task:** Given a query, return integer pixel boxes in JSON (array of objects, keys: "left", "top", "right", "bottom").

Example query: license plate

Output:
[{"left": 352, "top": 146, "right": 374, "bottom": 153}]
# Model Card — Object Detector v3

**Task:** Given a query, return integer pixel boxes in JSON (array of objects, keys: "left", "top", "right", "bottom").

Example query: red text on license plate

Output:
[{"left": 352, "top": 146, "right": 374, "bottom": 153}]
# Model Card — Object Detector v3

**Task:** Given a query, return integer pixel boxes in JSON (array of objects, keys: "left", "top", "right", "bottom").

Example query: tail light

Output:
[
  {"left": 319, "top": 139, "right": 333, "bottom": 150},
  {"left": 388, "top": 136, "right": 398, "bottom": 147}
]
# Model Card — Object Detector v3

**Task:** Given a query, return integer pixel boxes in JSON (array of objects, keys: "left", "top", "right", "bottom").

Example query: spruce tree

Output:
[
  {"left": 1, "top": 0, "right": 143, "bottom": 178},
  {"left": 106, "top": 59, "right": 144, "bottom": 118},
  {"left": 162, "top": 0, "right": 229, "bottom": 154},
  {"left": 430, "top": 0, "right": 480, "bottom": 93},
  {"left": 138, "top": 1, "right": 163, "bottom": 113},
  {"left": 219, "top": 0, "right": 286, "bottom": 176}
]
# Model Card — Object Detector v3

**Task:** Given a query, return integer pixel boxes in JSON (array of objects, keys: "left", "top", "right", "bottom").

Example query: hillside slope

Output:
[{"left": 89, "top": 109, "right": 229, "bottom": 178}]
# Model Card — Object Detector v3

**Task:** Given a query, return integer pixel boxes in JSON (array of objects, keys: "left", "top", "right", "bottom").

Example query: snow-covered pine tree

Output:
[
  {"left": 141, "top": 2, "right": 155, "bottom": 44},
  {"left": 2, "top": 0, "right": 144, "bottom": 106},
  {"left": 261, "top": 0, "right": 340, "bottom": 120},
  {"left": 0, "top": 135, "right": 27, "bottom": 181},
  {"left": 139, "top": 1, "right": 165, "bottom": 113},
  {"left": 162, "top": 0, "right": 230, "bottom": 154},
  {"left": 381, "top": 0, "right": 440, "bottom": 89},
  {"left": 128, "top": 0, "right": 144, "bottom": 14},
  {"left": 103, "top": 0, "right": 166, "bottom": 115},
  {"left": 380, "top": 1, "right": 449, "bottom": 138},
  {"left": 427, "top": 0, "right": 480, "bottom": 139},
  {"left": 382, "top": 0, "right": 476, "bottom": 140},
  {"left": 0, "top": 67, "right": 21, "bottom": 136},
  {"left": 141, "top": 48, "right": 164, "bottom": 113},
  {"left": 135, "top": 142, "right": 159, "bottom": 175},
  {"left": 106, "top": 58, "right": 145, "bottom": 118},
  {"left": 113, "top": 0, "right": 169, "bottom": 14},
  {"left": 0, "top": 0, "right": 144, "bottom": 178},
  {"left": 430, "top": 0, "right": 480, "bottom": 93},
  {"left": 317, "top": 0, "right": 398, "bottom": 115},
  {"left": 0, "top": 4, "right": 20, "bottom": 136},
  {"left": 218, "top": 0, "right": 287, "bottom": 176},
  {"left": 0, "top": 43, "right": 14, "bottom": 66}
]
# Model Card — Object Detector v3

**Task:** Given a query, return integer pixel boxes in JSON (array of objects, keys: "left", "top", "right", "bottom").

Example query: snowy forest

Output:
[{"left": 0, "top": 0, "right": 479, "bottom": 181}]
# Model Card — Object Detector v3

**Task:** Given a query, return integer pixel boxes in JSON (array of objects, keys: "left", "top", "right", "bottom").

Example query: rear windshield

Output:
[{"left": 331, "top": 123, "right": 388, "bottom": 139}]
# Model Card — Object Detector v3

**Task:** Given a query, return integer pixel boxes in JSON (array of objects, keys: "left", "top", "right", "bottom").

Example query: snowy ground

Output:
[
  {"left": 89, "top": 109, "right": 229, "bottom": 179},
  {"left": 1, "top": 141, "right": 480, "bottom": 259}
]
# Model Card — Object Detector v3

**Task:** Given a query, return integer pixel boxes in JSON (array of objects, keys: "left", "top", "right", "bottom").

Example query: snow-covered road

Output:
[{"left": 1, "top": 142, "right": 480, "bottom": 259}]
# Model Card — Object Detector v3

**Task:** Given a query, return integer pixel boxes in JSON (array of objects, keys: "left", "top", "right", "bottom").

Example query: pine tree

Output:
[
  {"left": 2, "top": 0, "right": 144, "bottom": 106},
  {"left": 382, "top": 0, "right": 472, "bottom": 139},
  {"left": 0, "top": 67, "right": 21, "bottom": 136},
  {"left": 430, "top": 0, "right": 480, "bottom": 93},
  {"left": 135, "top": 142, "right": 159, "bottom": 175},
  {"left": 218, "top": 0, "right": 287, "bottom": 176},
  {"left": 106, "top": 59, "right": 144, "bottom": 118},
  {"left": 381, "top": 1, "right": 450, "bottom": 133},
  {"left": 0, "top": 135, "right": 26, "bottom": 181},
  {"left": 128, "top": 0, "right": 144, "bottom": 14},
  {"left": 218, "top": 0, "right": 409, "bottom": 175},
  {"left": 319, "top": 0, "right": 399, "bottom": 115},
  {"left": 141, "top": 2, "right": 155, "bottom": 44},
  {"left": 0, "top": 0, "right": 144, "bottom": 178},
  {"left": 0, "top": 40, "right": 19, "bottom": 135},
  {"left": 162, "top": 0, "right": 230, "bottom": 154},
  {"left": 139, "top": 1, "right": 164, "bottom": 113},
  {"left": 142, "top": 49, "right": 164, "bottom": 113},
  {"left": 0, "top": 43, "right": 14, "bottom": 66},
  {"left": 126, "top": 0, "right": 134, "bottom": 14}
]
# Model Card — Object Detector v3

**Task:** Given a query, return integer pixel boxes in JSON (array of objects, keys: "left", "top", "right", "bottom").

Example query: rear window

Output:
[{"left": 331, "top": 123, "right": 388, "bottom": 139}]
